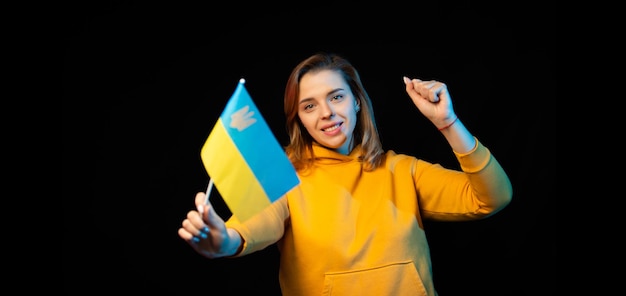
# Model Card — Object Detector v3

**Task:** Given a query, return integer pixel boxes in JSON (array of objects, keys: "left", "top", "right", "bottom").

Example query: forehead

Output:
[{"left": 299, "top": 70, "right": 347, "bottom": 99}]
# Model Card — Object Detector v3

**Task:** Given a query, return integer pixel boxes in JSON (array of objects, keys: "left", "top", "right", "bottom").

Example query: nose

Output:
[{"left": 321, "top": 102, "right": 335, "bottom": 119}]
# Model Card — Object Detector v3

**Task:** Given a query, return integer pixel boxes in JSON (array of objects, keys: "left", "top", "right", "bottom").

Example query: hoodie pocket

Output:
[{"left": 321, "top": 260, "right": 428, "bottom": 296}]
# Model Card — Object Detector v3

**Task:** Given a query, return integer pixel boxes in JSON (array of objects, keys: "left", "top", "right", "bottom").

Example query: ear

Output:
[{"left": 355, "top": 100, "right": 360, "bottom": 112}]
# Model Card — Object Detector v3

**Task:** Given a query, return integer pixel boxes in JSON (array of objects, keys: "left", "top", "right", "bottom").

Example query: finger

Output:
[
  {"left": 181, "top": 217, "right": 209, "bottom": 243},
  {"left": 403, "top": 76, "right": 423, "bottom": 85},
  {"left": 413, "top": 80, "right": 436, "bottom": 102},
  {"left": 181, "top": 217, "right": 199, "bottom": 233},
  {"left": 428, "top": 86, "right": 440, "bottom": 103},
  {"left": 195, "top": 192, "right": 206, "bottom": 209},
  {"left": 402, "top": 76, "right": 413, "bottom": 87},
  {"left": 414, "top": 80, "right": 435, "bottom": 101},
  {"left": 195, "top": 192, "right": 209, "bottom": 215},
  {"left": 183, "top": 210, "right": 208, "bottom": 238},
  {"left": 403, "top": 77, "right": 423, "bottom": 99},
  {"left": 178, "top": 227, "right": 198, "bottom": 243},
  {"left": 430, "top": 83, "right": 450, "bottom": 104}
]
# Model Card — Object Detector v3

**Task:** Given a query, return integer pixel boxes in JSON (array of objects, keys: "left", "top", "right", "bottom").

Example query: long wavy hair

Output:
[{"left": 283, "top": 52, "right": 385, "bottom": 172}]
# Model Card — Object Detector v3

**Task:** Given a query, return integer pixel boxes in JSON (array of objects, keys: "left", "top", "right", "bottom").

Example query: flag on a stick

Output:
[{"left": 200, "top": 78, "right": 299, "bottom": 221}]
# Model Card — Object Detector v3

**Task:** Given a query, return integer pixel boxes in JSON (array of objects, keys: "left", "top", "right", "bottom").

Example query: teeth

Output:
[{"left": 324, "top": 124, "right": 340, "bottom": 132}]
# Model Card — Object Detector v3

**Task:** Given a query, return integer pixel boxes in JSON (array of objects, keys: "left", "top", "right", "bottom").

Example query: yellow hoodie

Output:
[{"left": 225, "top": 138, "right": 512, "bottom": 295}]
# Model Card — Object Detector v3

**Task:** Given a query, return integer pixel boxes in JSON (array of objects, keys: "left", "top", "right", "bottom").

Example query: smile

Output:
[{"left": 322, "top": 123, "right": 342, "bottom": 132}]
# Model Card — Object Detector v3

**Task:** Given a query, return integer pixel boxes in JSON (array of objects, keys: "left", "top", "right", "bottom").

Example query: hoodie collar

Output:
[{"left": 311, "top": 142, "right": 362, "bottom": 164}]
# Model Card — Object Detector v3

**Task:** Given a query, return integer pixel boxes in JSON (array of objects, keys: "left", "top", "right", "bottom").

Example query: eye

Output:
[
  {"left": 330, "top": 94, "right": 344, "bottom": 102},
  {"left": 302, "top": 103, "right": 315, "bottom": 111}
]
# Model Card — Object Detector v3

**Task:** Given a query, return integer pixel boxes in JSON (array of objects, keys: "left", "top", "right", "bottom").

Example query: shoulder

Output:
[
  {"left": 384, "top": 149, "right": 416, "bottom": 160},
  {"left": 383, "top": 150, "right": 420, "bottom": 171}
]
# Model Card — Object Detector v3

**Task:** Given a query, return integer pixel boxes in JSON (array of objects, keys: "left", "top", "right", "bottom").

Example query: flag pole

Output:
[
  {"left": 204, "top": 178, "right": 214, "bottom": 205},
  {"left": 202, "top": 78, "right": 241, "bottom": 206}
]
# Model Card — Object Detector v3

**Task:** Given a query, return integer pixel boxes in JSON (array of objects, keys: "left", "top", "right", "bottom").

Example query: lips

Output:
[{"left": 322, "top": 122, "right": 342, "bottom": 132}]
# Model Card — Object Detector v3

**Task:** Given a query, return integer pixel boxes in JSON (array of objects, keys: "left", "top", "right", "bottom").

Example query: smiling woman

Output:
[
  {"left": 65, "top": 2, "right": 554, "bottom": 293},
  {"left": 178, "top": 52, "right": 513, "bottom": 296}
]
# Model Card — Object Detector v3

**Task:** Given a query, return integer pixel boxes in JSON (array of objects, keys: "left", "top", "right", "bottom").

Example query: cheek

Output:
[
  {"left": 298, "top": 113, "right": 316, "bottom": 131},
  {"left": 348, "top": 110, "right": 359, "bottom": 130}
]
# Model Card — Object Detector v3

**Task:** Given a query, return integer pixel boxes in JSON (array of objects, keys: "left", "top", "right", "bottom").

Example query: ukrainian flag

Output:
[{"left": 201, "top": 79, "right": 300, "bottom": 221}]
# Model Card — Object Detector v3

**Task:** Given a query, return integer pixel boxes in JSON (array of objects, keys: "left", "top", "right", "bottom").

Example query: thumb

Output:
[
  {"left": 195, "top": 192, "right": 222, "bottom": 226},
  {"left": 204, "top": 201, "right": 224, "bottom": 228}
]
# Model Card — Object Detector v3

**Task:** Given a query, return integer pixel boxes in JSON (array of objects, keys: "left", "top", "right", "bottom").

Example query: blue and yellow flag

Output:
[{"left": 201, "top": 78, "right": 300, "bottom": 221}]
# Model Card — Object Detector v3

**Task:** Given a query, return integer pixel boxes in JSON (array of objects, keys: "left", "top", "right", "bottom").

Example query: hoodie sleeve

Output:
[
  {"left": 224, "top": 195, "right": 290, "bottom": 256},
  {"left": 415, "top": 138, "right": 513, "bottom": 221}
]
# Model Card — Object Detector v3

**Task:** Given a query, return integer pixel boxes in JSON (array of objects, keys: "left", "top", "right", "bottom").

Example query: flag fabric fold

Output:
[{"left": 200, "top": 79, "right": 300, "bottom": 221}]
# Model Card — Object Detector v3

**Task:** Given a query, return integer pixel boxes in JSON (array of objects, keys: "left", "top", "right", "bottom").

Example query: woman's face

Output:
[{"left": 297, "top": 69, "right": 359, "bottom": 155}]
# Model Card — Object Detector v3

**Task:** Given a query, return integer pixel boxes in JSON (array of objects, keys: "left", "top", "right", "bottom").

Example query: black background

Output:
[{"left": 64, "top": 2, "right": 555, "bottom": 295}]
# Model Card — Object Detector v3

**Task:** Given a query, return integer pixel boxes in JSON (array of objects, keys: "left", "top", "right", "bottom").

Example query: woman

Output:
[{"left": 178, "top": 52, "right": 513, "bottom": 295}]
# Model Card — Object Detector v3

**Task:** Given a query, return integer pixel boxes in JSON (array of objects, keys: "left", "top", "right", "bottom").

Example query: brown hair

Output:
[{"left": 283, "top": 52, "right": 384, "bottom": 171}]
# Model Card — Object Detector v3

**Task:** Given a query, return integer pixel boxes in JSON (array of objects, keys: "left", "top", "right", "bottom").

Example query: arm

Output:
[{"left": 402, "top": 77, "right": 512, "bottom": 218}]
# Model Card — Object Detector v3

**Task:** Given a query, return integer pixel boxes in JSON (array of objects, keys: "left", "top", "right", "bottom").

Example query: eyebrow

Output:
[{"left": 298, "top": 88, "right": 345, "bottom": 105}]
